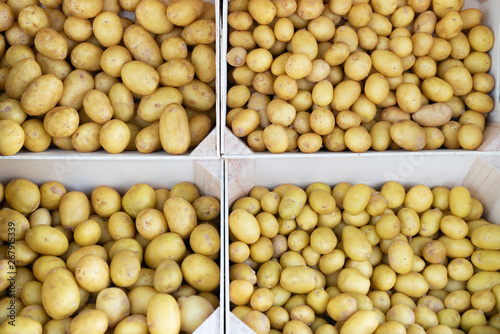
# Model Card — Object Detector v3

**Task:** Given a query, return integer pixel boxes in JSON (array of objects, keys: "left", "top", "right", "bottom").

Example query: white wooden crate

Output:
[
  {"left": 0, "top": 158, "right": 224, "bottom": 334},
  {"left": 221, "top": 0, "right": 500, "bottom": 155},
  {"left": 224, "top": 154, "right": 500, "bottom": 333}
]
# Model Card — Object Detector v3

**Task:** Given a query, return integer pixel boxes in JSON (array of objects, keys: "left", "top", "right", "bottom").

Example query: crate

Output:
[
  {"left": 0, "top": 0, "right": 220, "bottom": 158},
  {"left": 221, "top": 0, "right": 500, "bottom": 155},
  {"left": 224, "top": 154, "right": 500, "bottom": 333},
  {"left": 0, "top": 158, "right": 224, "bottom": 334}
]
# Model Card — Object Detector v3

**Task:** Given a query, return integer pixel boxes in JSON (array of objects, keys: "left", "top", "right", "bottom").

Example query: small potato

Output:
[
  {"left": 99, "top": 119, "right": 131, "bottom": 154},
  {"left": 25, "top": 225, "right": 68, "bottom": 256},
  {"left": 263, "top": 124, "right": 289, "bottom": 153},
  {"left": 396, "top": 83, "right": 421, "bottom": 113},
  {"left": 181, "top": 19, "right": 216, "bottom": 46},
  {"left": 82, "top": 89, "right": 113, "bottom": 124},
  {"left": 468, "top": 25, "right": 494, "bottom": 52},
  {"left": 364, "top": 73, "right": 390, "bottom": 105},
  {"left": 100, "top": 46, "right": 132, "bottom": 78},
  {"left": 332, "top": 80, "right": 361, "bottom": 111},
  {"left": 158, "top": 59, "right": 195, "bottom": 88},
  {"left": 190, "top": 224, "right": 220, "bottom": 256},
  {"left": 340, "top": 310, "right": 379, "bottom": 334},
  {"left": 71, "top": 122, "right": 102, "bottom": 153},
  {"left": 324, "top": 42, "right": 350, "bottom": 67},
  {"left": 371, "top": 50, "right": 403, "bottom": 78},
  {"left": 6, "top": 58, "right": 42, "bottom": 100},
  {"left": 344, "top": 51, "right": 372, "bottom": 81},
  {"left": 180, "top": 79, "right": 216, "bottom": 112},
  {"left": 18, "top": 5, "right": 49, "bottom": 37},
  {"left": 390, "top": 120, "right": 426, "bottom": 151},
  {"left": 70, "top": 42, "right": 103, "bottom": 72},
  {"left": 412, "top": 103, "right": 453, "bottom": 127},
  {"left": 42, "top": 268, "right": 80, "bottom": 319},
  {"left": 435, "top": 11, "right": 463, "bottom": 40},
  {"left": 472, "top": 73, "right": 495, "bottom": 93},
  {"left": 59, "top": 69, "right": 94, "bottom": 110},
  {"left": 93, "top": 11, "right": 123, "bottom": 47},
  {"left": 181, "top": 253, "right": 220, "bottom": 292},
  {"left": 464, "top": 51, "right": 491, "bottom": 74},
  {"left": 0, "top": 120, "right": 25, "bottom": 156},
  {"left": 465, "top": 91, "right": 494, "bottom": 114},
  {"left": 34, "top": 28, "right": 67, "bottom": 60},
  {"left": 159, "top": 104, "right": 190, "bottom": 154},
  {"left": 43, "top": 106, "right": 79, "bottom": 139},
  {"left": 121, "top": 61, "right": 159, "bottom": 96}
]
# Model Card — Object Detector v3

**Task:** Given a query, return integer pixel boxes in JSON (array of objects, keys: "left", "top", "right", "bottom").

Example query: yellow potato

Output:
[
  {"left": 229, "top": 208, "right": 260, "bottom": 244},
  {"left": 0, "top": 120, "right": 23, "bottom": 155},
  {"left": 435, "top": 11, "right": 463, "bottom": 40},
  {"left": 371, "top": 50, "right": 403, "bottom": 78},
  {"left": 147, "top": 293, "right": 180, "bottom": 334},
  {"left": 340, "top": 310, "right": 379, "bottom": 334},
  {"left": 412, "top": 103, "right": 453, "bottom": 127},
  {"left": 390, "top": 120, "right": 426, "bottom": 151},
  {"left": 280, "top": 266, "right": 317, "bottom": 294},
  {"left": 159, "top": 103, "right": 190, "bottom": 155},
  {"left": 181, "top": 253, "right": 220, "bottom": 292},
  {"left": 25, "top": 225, "right": 68, "bottom": 256},
  {"left": 471, "top": 224, "right": 500, "bottom": 250},
  {"left": 42, "top": 268, "right": 80, "bottom": 319},
  {"left": 342, "top": 226, "right": 372, "bottom": 262}
]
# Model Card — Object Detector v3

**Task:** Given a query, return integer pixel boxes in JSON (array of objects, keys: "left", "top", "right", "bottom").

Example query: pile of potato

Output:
[
  {"left": 0, "top": 0, "right": 216, "bottom": 156},
  {"left": 226, "top": 0, "right": 495, "bottom": 153},
  {"left": 229, "top": 182, "right": 500, "bottom": 333},
  {"left": 0, "top": 178, "right": 221, "bottom": 333}
]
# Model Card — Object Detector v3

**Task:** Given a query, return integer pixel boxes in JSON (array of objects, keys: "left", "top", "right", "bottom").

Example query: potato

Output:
[
  {"left": 162, "top": 196, "right": 196, "bottom": 239},
  {"left": 42, "top": 268, "right": 80, "bottom": 319},
  {"left": 181, "top": 253, "right": 220, "bottom": 292},
  {"left": 340, "top": 310, "right": 379, "bottom": 334},
  {"left": 179, "top": 79, "right": 215, "bottom": 113},
  {"left": 69, "top": 309, "right": 108, "bottom": 334},
  {"left": 371, "top": 50, "right": 403, "bottom": 78},
  {"left": 342, "top": 225, "right": 372, "bottom": 262},
  {"left": 157, "top": 103, "right": 191, "bottom": 155},
  {"left": 278, "top": 186, "right": 307, "bottom": 220},
  {"left": 471, "top": 224, "right": 500, "bottom": 250},
  {"left": 388, "top": 239, "right": 414, "bottom": 274},
  {"left": 144, "top": 232, "right": 186, "bottom": 269},
  {"left": 121, "top": 183, "right": 155, "bottom": 219},
  {"left": 280, "top": 266, "right": 317, "bottom": 294},
  {"left": 0, "top": 315, "right": 42, "bottom": 333},
  {"left": 396, "top": 83, "right": 421, "bottom": 113},
  {"left": 181, "top": 19, "right": 216, "bottom": 46},
  {"left": 189, "top": 223, "right": 220, "bottom": 256},
  {"left": 99, "top": 119, "right": 130, "bottom": 154},
  {"left": 412, "top": 103, "right": 453, "bottom": 127},
  {"left": 178, "top": 295, "right": 215, "bottom": 334},
  {"left": 73, "top": 219, "right": 101, "bottom": 246},
  {"left": 390, "top": 120, "right": 426, "bottom": 151},
  {"left": 435, "top": 11, "right": 463, "bottom": 40},
  {"left": 58, "top": 69, "right": 94, "bottom": 110},
  {"left": 5, "top": 58, "right": 42, "bottom": 100},
  {"left": 117, "top": 62, "right": 159, "bottom": 99},
  {"left": 70, "top": 42, "right": 103, "bottom": 72},
  {"left": 34, "top": 27, "right": 67, "bottom": 61},
  {"left": 25, "top": 225, "right": 68, "bottom": 256}
]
